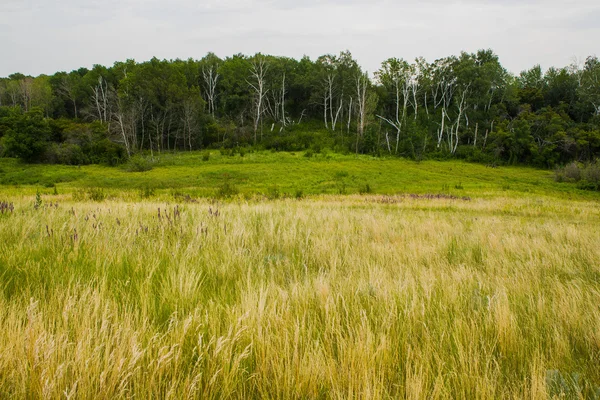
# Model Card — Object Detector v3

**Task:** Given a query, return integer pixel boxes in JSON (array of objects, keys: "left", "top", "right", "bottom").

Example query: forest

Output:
[{"left": 0, "top": 49, "right": 599, "bottom": 167}]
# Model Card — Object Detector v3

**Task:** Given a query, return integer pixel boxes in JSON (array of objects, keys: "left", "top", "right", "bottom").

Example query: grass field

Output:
[
  {"left": 0, "top": 150, "right": 595, "bottom": 199},
  {"left": 1, "top": 152, "right": 599, "bottom": 398}
]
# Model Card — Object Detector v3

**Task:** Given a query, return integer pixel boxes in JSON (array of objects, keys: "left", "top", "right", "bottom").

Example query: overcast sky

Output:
[{"left": 1, "top": 0, "right": 598, "bottom": 77}]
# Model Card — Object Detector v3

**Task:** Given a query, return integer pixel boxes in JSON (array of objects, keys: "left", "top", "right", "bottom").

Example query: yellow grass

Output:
[{"left": 0, "top": 194, "right": 599, "bottom": 398}]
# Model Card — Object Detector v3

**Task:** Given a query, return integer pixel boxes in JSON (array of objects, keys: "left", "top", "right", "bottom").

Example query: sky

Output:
[{"left": 0, "top": 0, "right": 598, "bottom": 77}]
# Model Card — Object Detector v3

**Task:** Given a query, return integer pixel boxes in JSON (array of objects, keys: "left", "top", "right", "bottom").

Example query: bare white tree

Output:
[
  {"left": 91, "top": 76, "right": 111, "bottom": 123},
  {"left": 326, "top": 73, "right": 344, "bottom": 131},
  {"left": 318, "top": 55, "right": 344, "bottom": 132},
  {"left": 356, "top": 72, "right": 368, "bottom": 139},
  {"left": 408, "top": 64, "right": 420, "bottom": 119},
  {"left": 431, "top": 61, "right": 457, "bottom": 148},
  {"left": 248, "top": 57, "right": 269, "bottom": 144},
  {"left": 376, "top": 58, "right": 410, "bottom": 154},
  {"left": 112, "top": 96, "right": 133, "bottom": 157},
  {"left": 448, "top": 83, "right": 470, "bottom": 154},
  {"left": 202, "top": 65, "right": 219, "bottom": 117},
  {"left": 266, "top": 71, "right": 288, "bottom": 129}
]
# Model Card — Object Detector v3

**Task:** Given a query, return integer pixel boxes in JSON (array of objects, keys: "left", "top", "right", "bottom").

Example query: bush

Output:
[
  {"left": 202, "top": 152, "right": 210, "bottom": 162},
  {"left": 87, "top": 188, "right": 106, "bottom": 201},
  {"left": 554, "top": 161, "right": 600, "bottom": 191},
  {"left": 88, "top": 139, "right": 127, "bottom": 165},
  {"left": 124, "top": 156, "right": 154, "bottom": 172},
  {"left": 359, "top": 183, "right": 372, "bottom": 194},
  {"left": 34, "top": 191, "right": 42, "bottom": 210},
  {"left": 454, "top": 145, "right": 493, "bottom": 163},
  {"left": 44, "top": 143, "right": 88, "bottom": 165},
  {"left": 266, "top": 186, "right": 280, "bottom": 200},
  {"left": 34, "top": 118, "right": 126, "bottom": 166},
  {"left": 1, "top": 108, "right": 51, "bottom": 162},
  {"left": 216, "top": 181, "right": 239, "bottom": 198},
  {"left": 72, "top": 189, "right": 86, "bottom": 201},
  {"left": 139, "top": 186, "right": 155, "bottom": 199},
  {"left": 563, "top": 162, "right": 581, "bottom": 181},
  {"left": 583, "top": 162, "right": 600, "bottom": 184}
]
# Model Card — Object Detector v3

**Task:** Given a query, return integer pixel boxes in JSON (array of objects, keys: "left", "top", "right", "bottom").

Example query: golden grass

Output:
[{"left": 0, "top": 194, "right": 599, "bottom": 398}]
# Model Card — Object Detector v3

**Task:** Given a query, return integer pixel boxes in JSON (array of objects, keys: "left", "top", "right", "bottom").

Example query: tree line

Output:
[{"left": 0, "top": 49, "right": 599, "bottom": 166}]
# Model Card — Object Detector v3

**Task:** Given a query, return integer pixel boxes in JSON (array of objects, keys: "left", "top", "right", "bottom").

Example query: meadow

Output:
[
  {"left": 1, "top": 152, "right": 599, "bottom": 399},
  {"left": 0, "top": 150, "right": 594, "bottom": 199}
]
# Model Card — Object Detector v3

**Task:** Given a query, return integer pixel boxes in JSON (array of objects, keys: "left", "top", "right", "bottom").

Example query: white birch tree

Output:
[{"left": 248, "top": 56, "right": 269, "bottom": 144}]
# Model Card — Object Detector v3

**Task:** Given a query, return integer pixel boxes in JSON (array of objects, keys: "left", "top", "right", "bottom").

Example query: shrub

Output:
[
  {"left": 44, "top": 143, "right": 88, "bottom": 165},
  {"left": 34, "top": 191, "right": 43, "bottom": 210},
  {"left": 202, "top": 152, "right": 210, "bottom": 162},
  {"left": 139, "top": 186, "right": 155, "bottom": 199},
  {"left": 359, "top": 183, "right": 372, "bottom": 194},
  {"left": 216, "top": 181, "right": 239, "bottom": 198},
  {"left": 563, "top": 162, "right": 581, "bottom": 181},
  {"left": 72, "top": 189, "right": 86, "bottom": 201},
  {"left": 124, "top": 156, "right": 154, "bottom": 172},
  {"left": 583, "top": 162, "right": 600, "bottom": 184},
  {"left": 1, "top": 108, "right": 51, "bottom": 162},
  {"left": 266, "top": 186, "right": 280, "bottom": 200},
  {"left": 554, "top": 161, "right": 600, "bottom": 191},
  {"left": 87, "top": 188, "right": 106, "bottom": 202}
]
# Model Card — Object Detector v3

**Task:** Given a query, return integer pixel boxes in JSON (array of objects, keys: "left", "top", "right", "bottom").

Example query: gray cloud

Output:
[{"left": 0, "top": 0, "right": 598, "bottom": 77}]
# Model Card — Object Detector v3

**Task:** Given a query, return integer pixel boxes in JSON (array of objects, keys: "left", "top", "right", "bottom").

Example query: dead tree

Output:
[
  {"left": 202, "top": 65, "right": 219, "bottom": 117},
  {"left": 248, "top": 57, "right": 269, "bottom": 144}
]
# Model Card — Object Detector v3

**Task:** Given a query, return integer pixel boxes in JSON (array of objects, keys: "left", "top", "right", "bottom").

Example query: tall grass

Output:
[{"left": 0, "top": 194, "right": 599, "bottom": 398}]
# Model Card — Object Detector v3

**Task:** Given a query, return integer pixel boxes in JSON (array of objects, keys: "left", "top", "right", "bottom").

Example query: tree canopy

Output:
[{"left": 1, "top": 50, "right": 599, "bottom": 166}]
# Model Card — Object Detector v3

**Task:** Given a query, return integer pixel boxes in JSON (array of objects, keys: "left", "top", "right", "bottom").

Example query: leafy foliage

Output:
[{"left": 1, "top": 51, "right": 599, "bottom": 167}]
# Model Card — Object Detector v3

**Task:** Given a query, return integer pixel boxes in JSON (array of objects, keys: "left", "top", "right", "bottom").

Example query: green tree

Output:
[{"left": 1, "top": 108, "right": 51, "bottom": 162}]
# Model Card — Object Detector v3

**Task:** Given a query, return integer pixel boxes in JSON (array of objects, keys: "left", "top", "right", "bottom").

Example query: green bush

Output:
[
  {"left": 583, "top": 162, "right": 600, "bottom": 184},
  {"left": 72, "top": 189, "right": 86, "bottom": 201},
  {"left": 139, "top": 186, "right": 155, "bottom": 199},
  {"left": 87, "top": 188, "right": 106, "bottom": 201},
  {"left": 359, "top": 183, "right": 372, "bottom": 194},
  {"left": 554, "top": 161, "right": 600, "bottom": 191},
  {"left": 563, "top": 162, "right": 581, "bottom": 181},
  {"left": 124, "top": 156, "right": 154, "bottom": 172},
  {"left": 216, "top": 181, "right": 239, "bottom": 198},
  {"left": 266, "top": 186, "right": 280, "bottom": 200},
  {"left": 1, "top": 108, "right": 51, "bottom": 162},
  {"left": 44, "top": 143, "right": 88, "bottom": 165}
]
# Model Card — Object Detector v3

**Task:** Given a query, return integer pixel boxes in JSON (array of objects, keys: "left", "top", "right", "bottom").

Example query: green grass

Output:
[
  {"left": 0, "top": 151, "right": 594, "bottom": 200},
  {"left": 1, "top": 152, "right": 600, "bottom": 398}
]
